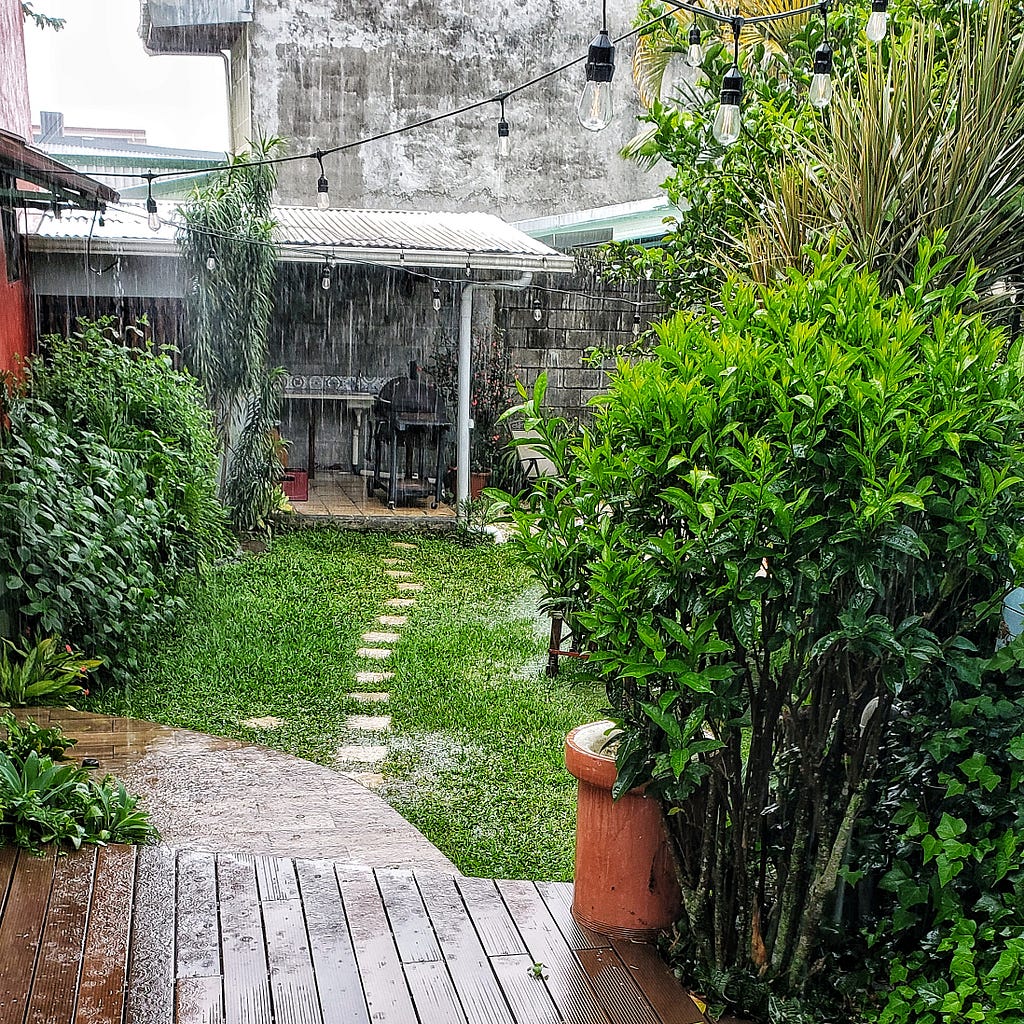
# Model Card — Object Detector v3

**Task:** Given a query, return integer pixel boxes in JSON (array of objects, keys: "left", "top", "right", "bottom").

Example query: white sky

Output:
[{"left": 23, "top": 0, "right": 229, "bottom": 151}]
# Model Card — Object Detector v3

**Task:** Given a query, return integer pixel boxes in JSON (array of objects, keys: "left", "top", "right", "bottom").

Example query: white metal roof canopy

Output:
[{"left": 26, "top": 201, "right": 576, "bottom": 518}]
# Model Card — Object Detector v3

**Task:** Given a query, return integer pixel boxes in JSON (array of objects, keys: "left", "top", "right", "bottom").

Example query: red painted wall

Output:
[
  {"left": 0, "top": 241, "right": 30, "bottom": 380},
  {"left": 0, "top": 0, "right": 34, "bottom": 380}
]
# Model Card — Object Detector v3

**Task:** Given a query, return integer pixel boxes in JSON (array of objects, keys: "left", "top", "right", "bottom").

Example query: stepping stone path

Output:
[
  {"left": 336, "top": 538, "right": 423, "bottom": 786},
  {"left": 241, "top": 716, "right": 285, "bottom": 730}
]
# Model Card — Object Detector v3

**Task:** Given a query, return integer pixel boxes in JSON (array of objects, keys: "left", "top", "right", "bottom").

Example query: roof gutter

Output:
[{"left": 457, "top": 271, "right": 533, "bottom": 517}]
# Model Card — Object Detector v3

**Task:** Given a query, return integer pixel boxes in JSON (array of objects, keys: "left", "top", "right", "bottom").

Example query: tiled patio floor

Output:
[{"left": 291, "top": 473, "right": 455, "bottom": 527}]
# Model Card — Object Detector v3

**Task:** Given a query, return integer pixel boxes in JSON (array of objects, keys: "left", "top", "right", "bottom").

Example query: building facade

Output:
[{"left": 141, "top": 0, "right": 656, "bottom": 220}]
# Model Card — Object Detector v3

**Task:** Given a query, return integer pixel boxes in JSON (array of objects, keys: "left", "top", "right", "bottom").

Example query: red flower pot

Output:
[{"left": 565, "top": 721, "right": 682, "bottom": 941}]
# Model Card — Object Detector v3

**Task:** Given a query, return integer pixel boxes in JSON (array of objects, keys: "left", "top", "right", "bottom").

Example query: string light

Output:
[
  {"left": 320, "top": 260, "right": 332, "bottom": 291},
  {"left": 632, "top": 310, "right": 643, "bottom": 337},
  {"left": 578, "top": 0, "right": 615, "bottom": 132},
  {"left": 809, "top": 5, "right": 833, "bottom": 108},
  {"left": 145, "top": 174, "right": 159, "bottom": 232},
  {"left": 432, "top": 285, "right": 442, "bottom": 311},
  {"left": 713, "top": 20, "right": 744, "bottom": 147},
  {"left": 315, "top": 150, "right": 330, "bottom": 210},
  {"left": 686, "top": 22, "right": 703, "bottom": 68},
  {"left": 206, "top": 249, "right": 217, "bottom": 271},
  {"left": 866, "top": 0, "right": 888, "bottom": 42},
  {"left": 496, "top": 96, "right": 511, "bottom": 161},
  {"left": 532, "top": 296, "right": 544, "bottom": 322}
]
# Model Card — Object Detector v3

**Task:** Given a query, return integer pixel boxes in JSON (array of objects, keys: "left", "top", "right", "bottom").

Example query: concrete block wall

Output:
[{"left": 497, "top": 271, "right": 665, "bottom": 420}]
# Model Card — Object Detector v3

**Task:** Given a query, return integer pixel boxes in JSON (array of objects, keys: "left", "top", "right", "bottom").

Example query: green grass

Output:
[{"left": 87, "top": 529, "right": 603, "bottom": 880}]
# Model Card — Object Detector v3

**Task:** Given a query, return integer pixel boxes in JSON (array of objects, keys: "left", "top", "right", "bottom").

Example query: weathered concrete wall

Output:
[{"left": 240, "top": 0, "right": 657, "bottom": 219}]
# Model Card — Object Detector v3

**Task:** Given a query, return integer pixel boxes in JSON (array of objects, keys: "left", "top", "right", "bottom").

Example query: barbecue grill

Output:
[{"left": 368, "top": 369, "right": 450, "bottom": 510}]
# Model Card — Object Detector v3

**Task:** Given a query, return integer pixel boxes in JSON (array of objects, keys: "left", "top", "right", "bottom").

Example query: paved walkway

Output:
[
  {"left": 15, "top": 707, "right": 455, "bottom": 873},
  {"left": 0, "top": 845, "right": 710, "bottom": 1024}
]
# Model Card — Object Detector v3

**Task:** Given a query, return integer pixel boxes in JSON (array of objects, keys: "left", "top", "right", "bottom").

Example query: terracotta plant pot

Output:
[
  {"left": 565, "top": 720, "right": 682, "bottom": 941},
  {"left": 469, "top": 470, "right": 491, "bottom": 500}
]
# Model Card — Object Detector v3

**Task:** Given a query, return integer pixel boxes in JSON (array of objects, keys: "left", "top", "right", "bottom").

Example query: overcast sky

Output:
[{"left": 24, "top": 0, "right": 229, "bottom": 151}]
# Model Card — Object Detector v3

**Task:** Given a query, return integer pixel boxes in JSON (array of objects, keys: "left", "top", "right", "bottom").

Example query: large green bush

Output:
[
  {"left": 0, "top": 319, "right": 230, "bottom": 671},
  {"left": 511, "top": 242, "right": 1024, "bottom": 1021}
]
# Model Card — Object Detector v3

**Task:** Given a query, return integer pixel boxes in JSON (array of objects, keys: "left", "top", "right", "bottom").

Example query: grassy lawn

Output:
[{"left": 88, "top": 529, "right": 603, "bottom": 880}]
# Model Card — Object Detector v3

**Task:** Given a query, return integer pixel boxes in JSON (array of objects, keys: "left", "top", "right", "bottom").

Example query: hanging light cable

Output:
[
  {"left": 315, "top": 150, "right": 330, "bottom": 210},
  {"left": 809, "top": 4, "right": 834, "bottom": 108},
  {"left": 712, "top": 19, "right": 744, "bottom": 146},
  {"left": 145, "top": 174, "right": 160, "bottom": 232},
  {"left": 578, "top": 0, "right": 616, "bottom": 132},
  {"left": 496, "top": 95, "right": 511, "bottom": 161},
  {"left": 686, "top": 20, "right": 703, "bottom": 68},
  {"left": 866, "top": 0, "right": 888, "bottom": 42}
]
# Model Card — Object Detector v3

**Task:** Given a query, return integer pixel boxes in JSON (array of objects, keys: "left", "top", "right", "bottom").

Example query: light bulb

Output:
[
  {"left": 206, "top": 251, "right": 217, "bottom": 272},
  {"left": 432, "top": 286, "right": 442, "bottom": 312},
  {"left": 578, "top": 81, "right": 614, "bottom": 133},
  {"left": 809, "top": 44, "right": 833, "bottom": 108},
  {"left": 686, "top": 25, "right": 703, "bottom": 68},
  {"left": 317, "top": 174, "right": 330, "bottom": 210},
  {"left": 320, "top": 264, "right": 331, "bottom": 291},
  {"left": 712, "top": 66, "right": 744, "bottom": 146},
  {"left": 532, "top": 298, "right": 543, "bottom": 323},
  {"left": 497, "top": 118, "right": 510, "bottom": 161},
  {"left": 866, "top": 0, "right": 888, "bottom": 42},
  {"left": 632, "top": 313, "right": 642, "bottom": 337},
  {"left": 578, "top": 29, "right": 615, "bottom": 132},
  {"left": 146, "top": 196, "right": 160, "bottom": 232}
]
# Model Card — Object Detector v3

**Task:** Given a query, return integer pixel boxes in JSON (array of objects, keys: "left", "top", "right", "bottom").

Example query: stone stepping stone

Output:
[
  {"left": 391, "top": 541, "right": 418, "bottom": 550},
  {"left": 395, "top": 582, "right": 424, "bottom": 592},
  {"left": 346, "top": 714, "right": 392, "bottom": 731},
  {"left": 382, "top": 557, "right": 405, "bottom": 566},
  {"left": 240, "top": 716, "right": 284, "bottom": 729},
  {"left": 350, "top": 692, "right": 390, "bottom": 704},
  {"left": 378, "top": 615, "right": 407, "bottom": 627},
  {"left": 336, "top": 745, "right": 388, "bottom": 764},
  {"left": 354, "top": 671, "right": 394, "bottom": 685},
  {"left": 347, "top": 771, "right": 385, "bottom": 790},
  {"left": 385, "top": 597, "right": 416, "bottom": 608},
  {"left": 385, "top": 569, "right": 416, "bottom": 579},
  {"left": 362, "top": 631, "right": 401, "bottom": 644},
  {"left": 356, "top": 647, "right": 391, "bottom": 660}
]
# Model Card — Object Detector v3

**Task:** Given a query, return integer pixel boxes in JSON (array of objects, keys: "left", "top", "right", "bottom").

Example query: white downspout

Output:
[{"left": 457, "top": 271, "right": 533, "bottom": 518}]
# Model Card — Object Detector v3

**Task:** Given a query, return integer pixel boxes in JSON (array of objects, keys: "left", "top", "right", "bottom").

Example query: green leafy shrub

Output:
[
  {"left": 0, "top": 319, "right": 231, "bottom": 671},
  {"left": 0, "top": 638, "right": 99, "bottom": 707},
  {"left": 0, "top": 713, "right": 76, "bottom": 761},
  {"left": 0, "top": 749, "right": 158, "bottom": 851},
  {"left": 510, "top": 241, "right": 1024, "bottom": 1020}
]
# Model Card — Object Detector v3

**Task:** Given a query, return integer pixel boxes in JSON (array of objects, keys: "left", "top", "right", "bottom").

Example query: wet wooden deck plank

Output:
[
  {"left": 576, "top": 948, "right": 661, "bottom": 1024},
  {"left": 415, "top": 872, "right": 514, "bottom": 1024},
  {"left": 377, "top": 869, "right": 443, "bottom": 964},
  {"left": 0, "top": 846, "right": 17, "bottom": 915},
  {"left": 261, "top": 884, "right": 322, "bottom": 1024},
  {"left": 336, "top": 866, "right": 418, "bottom": 1023},
  {"left": 74, "top": 844, "right": 136, "bottom": 1024},
  {"left": 0, "top": 848, "right": 57, "bottom": 1024},
  {"left": 454, "top": 876, "right": 527, "bottom": 957},
  {"left": 175, "top": 977, "right": 225, "bottom": 1024},
  {"left": 535, "top": 883, "right": 606, "bottom": 952},
  {"left": 175, "top": 850, "right": 221, "bottom": 981},
  {"left": 403, "top": 961, "right": 467, "bottom": 1024},
  {"left": 216, "top": 853, "right": 272, "bottom": 1024},
  {"left": 488, "top": 953, "right": 563, "bottom": 1024},
  {"left": 25, "top": 847, "right": 96, "bottom": 1024},
  {"left": 294, "top": 861, "right": 370, "bottom": 1024},
  {"left": 126, "top": 846, "right": 176, "bottom": 1024},
  {"left": 496, "top": 879, "right": 613, "bottom": 1024},
  {"left": 610, "top": 942, "right": 707, "bottom": 1024}
]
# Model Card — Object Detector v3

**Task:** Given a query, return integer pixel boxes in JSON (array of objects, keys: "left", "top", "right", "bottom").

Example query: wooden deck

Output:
[{"left": 0, "top": 845, "right": 708, "bottom": 1024}]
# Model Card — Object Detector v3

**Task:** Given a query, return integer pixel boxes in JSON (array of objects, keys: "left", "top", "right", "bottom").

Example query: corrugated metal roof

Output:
[{"left": 26, "top": 201, "right": 576, "bottom": 273}]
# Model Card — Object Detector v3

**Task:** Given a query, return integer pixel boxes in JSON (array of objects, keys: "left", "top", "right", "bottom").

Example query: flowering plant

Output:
[{"left": 0, "top": 637, "right": 100, "bottom": 707}]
